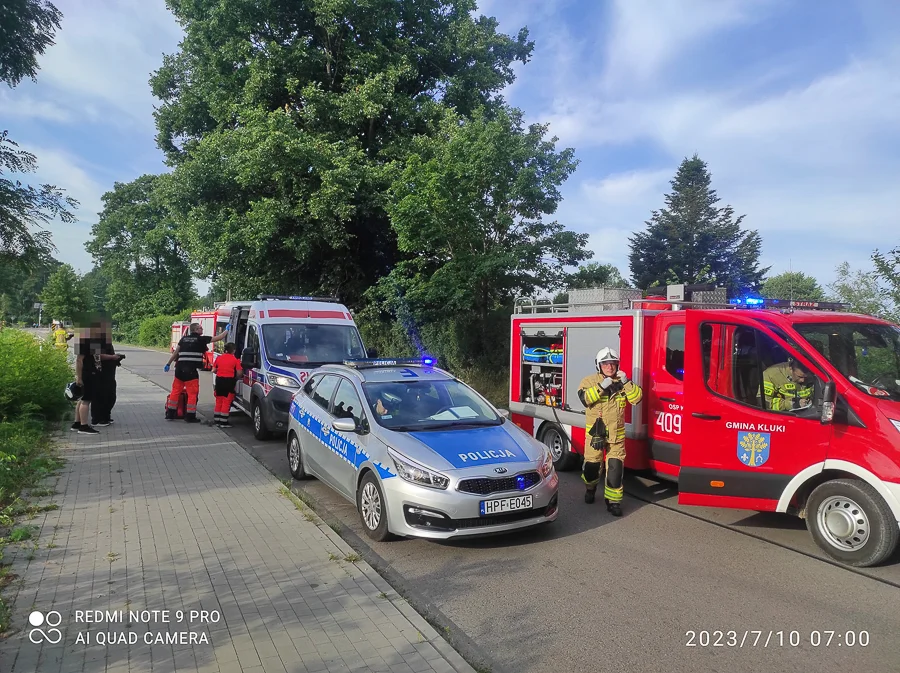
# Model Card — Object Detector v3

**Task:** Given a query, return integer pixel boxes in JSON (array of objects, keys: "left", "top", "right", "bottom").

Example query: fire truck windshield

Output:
[
  {"left": 793, "top": 322, "right": 900, "bottom": 401},
  {"left": 262, "top": 323, "right": 365, "bottom": 365}
]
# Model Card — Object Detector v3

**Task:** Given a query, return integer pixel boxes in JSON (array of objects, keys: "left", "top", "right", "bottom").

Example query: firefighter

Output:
[
  {"left": 53, "top": 322, "right": 73, "bottom": 350},
  {"left": 576, "top": 347, "right": 643, "bottom": 516},
  {"left": 164, "top": 322, "right": 229, "bottom": 422},
  {"left": 762, "top": 358, "right": 814, "bottom": 411}
]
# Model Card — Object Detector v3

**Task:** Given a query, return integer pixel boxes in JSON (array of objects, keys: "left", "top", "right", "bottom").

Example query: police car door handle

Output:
[{"left": 692, "top": 412, "right": 721, "bottom": 421}]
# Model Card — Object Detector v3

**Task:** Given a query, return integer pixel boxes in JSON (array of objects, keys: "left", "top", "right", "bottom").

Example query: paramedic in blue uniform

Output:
[{"left": 164, "top": 322, "right": 229, "bottom": 422}]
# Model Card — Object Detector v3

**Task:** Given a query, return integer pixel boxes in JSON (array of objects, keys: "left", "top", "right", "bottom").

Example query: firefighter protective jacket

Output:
[
  {"left": 577, "top": 372, "right": 643, "bottom": 447},
  {"left": 762, "top": 363, "right": 813, "bottom": 411}
]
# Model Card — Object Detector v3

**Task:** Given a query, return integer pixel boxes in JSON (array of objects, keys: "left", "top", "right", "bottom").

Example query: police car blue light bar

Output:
[{"left": 343, "top": 357, "right": 437, "bottom": 368}]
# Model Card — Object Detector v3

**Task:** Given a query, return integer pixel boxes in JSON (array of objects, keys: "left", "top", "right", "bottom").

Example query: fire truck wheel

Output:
[
  {"left": 806, "top": 479, "right": 899, "bottom": 568},
  {"left": 541, "top": 424, "right": 579, "bottom": 472},
  {"left": 252, "top": 398, "right": 272, "bottom": 440}
]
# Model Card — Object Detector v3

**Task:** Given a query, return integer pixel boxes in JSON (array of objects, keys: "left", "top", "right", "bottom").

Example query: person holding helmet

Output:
[
  {"left": 164, "top": 321, "right": 229, "bottom": 422},
  {"left": 576, "top": 347, "right": 643, "bottom": 515},
  {"left": 762, "top": 357, "right": 814, "bottom": 411}
]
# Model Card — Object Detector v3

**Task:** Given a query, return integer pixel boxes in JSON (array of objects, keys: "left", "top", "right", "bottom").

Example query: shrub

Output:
[{"left": 0, "top": 331, "right": 71, "bottom": 422}]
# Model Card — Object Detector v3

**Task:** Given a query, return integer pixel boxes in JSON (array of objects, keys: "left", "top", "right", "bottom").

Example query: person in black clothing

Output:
[
  {"left": 92, "top": 317, "right": 124, "bottom": 427},
  {"left": 73, "top": 320, "right": 122, "bottom": 435},
  {"left": 164, "top": 322, "right": 229, "bottom": 422}
]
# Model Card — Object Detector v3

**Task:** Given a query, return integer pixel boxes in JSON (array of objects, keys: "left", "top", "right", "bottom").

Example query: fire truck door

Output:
[
  {"left": 646, "top": 313, "right": 685, "bottom": 476},
  {"left": 680, "top": 310, "right": 832, "bottom": 511}
]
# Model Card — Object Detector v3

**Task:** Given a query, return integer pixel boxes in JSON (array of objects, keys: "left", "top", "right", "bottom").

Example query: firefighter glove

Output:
[
  {"left": 164, "top": 364, "right": 170, "bottom": 372},
  {"left": 617, "top": 370, "right": 629, "bottom": 383},
  {"left": 600, "top": 377, "right": 614, "bottom": 390}
]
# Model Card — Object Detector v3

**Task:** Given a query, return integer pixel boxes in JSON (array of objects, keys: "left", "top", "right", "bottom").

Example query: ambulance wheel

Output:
[
  {"left": 252, "top": 398, "right": 272, "bottom": 440},
  {"left": 287, "top": 432, "right": 309, "bottom": 480},
  {"left": 541, "top": 424, "right": 579, "bottom": 471},
  {"left": 806, "top": 479, "right": 899, "bottom": 568}
]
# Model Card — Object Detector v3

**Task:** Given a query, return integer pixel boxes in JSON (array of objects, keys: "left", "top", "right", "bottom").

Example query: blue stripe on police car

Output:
[{"left": 290, "top": 400, "right": 395, "bottom": 480}]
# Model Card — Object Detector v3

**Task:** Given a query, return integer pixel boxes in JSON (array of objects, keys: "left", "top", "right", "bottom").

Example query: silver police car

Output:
[{"left": 286, "top": 358, "right": 559, "bottom": 541}]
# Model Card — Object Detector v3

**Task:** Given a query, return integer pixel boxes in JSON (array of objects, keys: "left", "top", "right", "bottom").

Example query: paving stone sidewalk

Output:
[{"left": 0, "top": 369, "right": 475, "bottom": 673}]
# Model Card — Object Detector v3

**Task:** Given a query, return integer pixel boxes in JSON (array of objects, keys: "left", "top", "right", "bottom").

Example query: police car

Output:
[{"left": 286, "top": 358, "right": 559, "bottom": 541}]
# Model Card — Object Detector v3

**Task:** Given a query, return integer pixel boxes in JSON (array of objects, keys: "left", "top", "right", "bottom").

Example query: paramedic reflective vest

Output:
[
  {"left": 762, "top": 363, "right": 813, "bottom": 411},
  {"left": 577, "top": 372, "right": 643, "bottom": 447},
  {"left": 174, "top": 334, "right": 212, "bottom": 381}
]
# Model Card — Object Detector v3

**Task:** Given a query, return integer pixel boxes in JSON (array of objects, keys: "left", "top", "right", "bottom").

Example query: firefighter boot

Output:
[
  {"left": 185, "top": 413, "right": 200, "bottom": 424},
  {"left": 582, "top": 461, "right": 603, "bottom": 504},
  {"left": 604, "top": 458, "right": 625, "bottom": 517}
]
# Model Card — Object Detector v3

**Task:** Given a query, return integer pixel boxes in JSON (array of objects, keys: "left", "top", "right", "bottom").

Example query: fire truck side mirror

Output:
[{"left": 821, "top": 381, "right": 836, "bottom": 424}]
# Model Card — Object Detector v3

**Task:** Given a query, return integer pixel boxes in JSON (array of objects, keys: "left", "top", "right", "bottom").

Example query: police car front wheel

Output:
[
  {"left": 357, "top": 472, "right": 393, "bottom": 542},
  {"left": 287, "top": 432, "right": 309, "bottom": 480},
  {"left": 806, "top": 478, "right": 899, "bottom": 568}
]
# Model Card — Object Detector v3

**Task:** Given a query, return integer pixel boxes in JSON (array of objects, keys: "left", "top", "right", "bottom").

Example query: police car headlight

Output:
[
  {"left": 270, "top": 375, "right": 299, "bottom": 388},
  {"left": 537, "top": 446, "right": 554, "bottom": 478},
  {"left": 388, "top": 449, "right": 449, "bottom": 490}
]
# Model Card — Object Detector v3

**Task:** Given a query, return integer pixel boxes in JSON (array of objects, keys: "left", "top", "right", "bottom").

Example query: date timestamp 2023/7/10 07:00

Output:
[{"left": 685, "top": 630, "right": 871, "bottom": 648}]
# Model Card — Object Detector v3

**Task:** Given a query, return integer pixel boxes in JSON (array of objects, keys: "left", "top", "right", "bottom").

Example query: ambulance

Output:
[
  {"left": 509, "top": 284, "right": 900, "bottom": 567},
  {"left": 223, "top": 295, "right": 370, "bottom": 440}
]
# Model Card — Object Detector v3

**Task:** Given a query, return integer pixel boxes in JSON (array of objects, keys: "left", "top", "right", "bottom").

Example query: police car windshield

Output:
[
  {"left": 263, "top": 323, "right": 365, "bottom": 365},
  {"left": 794, "top": 322, "right": 900, "bottom": 401},
  {"left": 362, "top": 379, "right": 501, "bottom": 431}
]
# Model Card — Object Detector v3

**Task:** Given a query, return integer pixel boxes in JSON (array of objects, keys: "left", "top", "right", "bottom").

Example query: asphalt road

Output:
[{"left": 100, "top": 342, "right": 900, "bottom": 673}]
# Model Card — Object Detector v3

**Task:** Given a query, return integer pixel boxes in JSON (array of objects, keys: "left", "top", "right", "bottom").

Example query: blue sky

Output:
[{"left": 4, "top": 0, "right": 900, "bottom": 296}]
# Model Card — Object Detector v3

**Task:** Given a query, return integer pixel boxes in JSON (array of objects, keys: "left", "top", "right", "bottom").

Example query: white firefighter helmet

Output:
[{"left": 595, "top": 347, "right": 620, "bottom": 370}]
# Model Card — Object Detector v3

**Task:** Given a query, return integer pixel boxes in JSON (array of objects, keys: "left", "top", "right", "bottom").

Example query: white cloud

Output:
[
  {"left": 601, "top": 0, "right": 768, "bottom": 90},
  {"left": 20, "top": 0, "right": 183, "bottom": 128}
]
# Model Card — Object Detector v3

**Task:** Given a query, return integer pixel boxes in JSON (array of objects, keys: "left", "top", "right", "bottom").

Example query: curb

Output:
[{"left": 127, "top": 365, "right": 480, "bottom": 673}]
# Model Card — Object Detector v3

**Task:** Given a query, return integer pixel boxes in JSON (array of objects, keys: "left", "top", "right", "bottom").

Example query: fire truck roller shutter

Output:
[{"left": 564, "top": 324, "right": 621, "bottom": 414}]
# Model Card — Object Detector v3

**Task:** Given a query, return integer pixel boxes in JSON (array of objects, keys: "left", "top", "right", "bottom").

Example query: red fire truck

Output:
[{"left": 509, "top": 284, "right": 900, "bottom": 567}]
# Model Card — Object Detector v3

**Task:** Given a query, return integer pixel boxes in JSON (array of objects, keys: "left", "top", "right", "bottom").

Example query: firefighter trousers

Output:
[
  {"left": 214, "top": 393, "right": 235, "bottom": 424},
  {"left": 582, "top": 440, "right": 625, "bottom": 503},
  {"left": 167, "top": 378, "right": 199, "bottom": 418}
]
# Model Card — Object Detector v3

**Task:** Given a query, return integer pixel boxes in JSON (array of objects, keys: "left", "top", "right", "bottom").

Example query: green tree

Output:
[
  {"left": 827, "top": 261, "right": 898, "bottom": 322},
  {"left": 365, "top": 106, "right": 587, "bottom": 366},
  {"left": 0, "top": 252, "right": 59, "bottom": 322},
  {"left": 552, "top": 262, "right": 629, "bottom": 305},
  {"left": 40, "top": 263, "right": 87, "bottom": 322},
  {"left": 761, "top": 271, "right": 825, "bottom": 302},
  {"left": 628, "top": 155, "right": 769, "bottom": 296},
  {"left": 1, "top": 1, "right": 77, "bottom": 269},
  {"left": 872, "top": 246, "right": 900, "bottom": 315},
  {"left": 86, "top": 175, "right": 196, "bottom": 325},
  {"left": 0, "top": 0, "right": 63, "bottom": 86},
  {"left": 566, "top": 262, "right": 629, "bottom": 289},
  {"left": 149, "top": 0, "right": 533, "bottom": 304}
]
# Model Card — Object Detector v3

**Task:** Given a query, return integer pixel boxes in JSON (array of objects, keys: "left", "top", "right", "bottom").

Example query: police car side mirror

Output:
[
  {"left": 332, "top": 418, "right": 358, "bottom": 433},
  {"left": 497, "top": 409, "right": 510, "bottom": 419},
  {"left": 367, "top": 347, "right": 379, "bottom": 358},
  {"left": 821, "top": 381, "right": 836, "bottom": 424}
]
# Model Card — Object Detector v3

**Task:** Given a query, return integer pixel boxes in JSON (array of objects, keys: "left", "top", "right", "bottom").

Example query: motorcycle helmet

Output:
[{"left": 65, "top": 381, "right": 83, "bottom": 402}]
